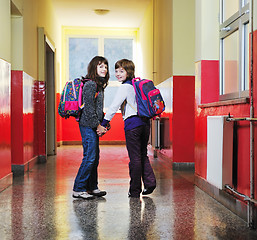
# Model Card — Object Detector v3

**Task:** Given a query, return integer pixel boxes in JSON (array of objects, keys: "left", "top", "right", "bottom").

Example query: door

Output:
[{"left": 46, "top": 40, "right": 56, "bottom": 156}]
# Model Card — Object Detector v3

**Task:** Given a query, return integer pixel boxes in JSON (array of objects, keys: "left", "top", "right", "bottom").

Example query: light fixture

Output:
[{"left": 94, "top": 9, "right": 110, "bottom": 15}]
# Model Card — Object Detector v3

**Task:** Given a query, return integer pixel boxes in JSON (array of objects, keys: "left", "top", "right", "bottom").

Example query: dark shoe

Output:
[
  {"left": 142, "top": 186, "right": 156, "bottom": 195},
  {"left": 128, "top": 192, "right": 140, "bottom": 198},
  {"left": 88, "top": 189, "right": 107, "bottom": 197}
]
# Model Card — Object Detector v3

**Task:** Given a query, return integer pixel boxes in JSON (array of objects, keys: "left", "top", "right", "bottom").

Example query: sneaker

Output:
[
  {"left": 142, "top": 186, "right": 156, "bottom": 195},
  {"left": 72, "top": 191, "right": 94, "bottom": 199},
  {"left": 88, "top": 189, "right": 106, "bottom": 197}
]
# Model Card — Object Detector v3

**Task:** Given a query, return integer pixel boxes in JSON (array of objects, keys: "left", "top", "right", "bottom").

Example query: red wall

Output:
[
  {"left": 0, "top": 60, "right": 11, "bottom": 180},
  {"left": 11, "top": 71, "right": 24, "bottom": 165},
  {"left": 156, "top": 76, "right": 195, "bottom": 163},
  {"left": 173, "top": 76, "right": 195, "bottom": 163},
  {"left": 11, "top": 71, "right": 35, "bottom": 165},
  {"left": 56, "top": 93, "right": 125, "bottom": 143},
  {"left": 201, "top": 60, "right": 219, "bottom": 104},
  {"left": 195, "top": 58, "right": 253, "bottom": 197},
  {"left": 23, "top": 73, "right": 34, "bottom": 162},
  {"left": 195, "top": 30, "right": 257, "bottom": 199},
  {"left": 34, "top": 81, "right": 46, "bottom": 156},
  {"left": 252, "top": 30, "right": 257, "bottom": 198}
]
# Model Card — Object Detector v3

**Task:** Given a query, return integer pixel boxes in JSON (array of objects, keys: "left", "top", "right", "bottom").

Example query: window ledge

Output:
[{"left": 199, "top": 97, "right": 250, "bottom": 108}]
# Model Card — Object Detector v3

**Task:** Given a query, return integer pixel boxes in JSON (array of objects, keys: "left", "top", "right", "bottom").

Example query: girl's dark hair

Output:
[
  {"left": 83, "top": 56, "right": 109, "bottom": 90},
  {"left": 115, "top": 59, "right": 135, "bottom": 79}
]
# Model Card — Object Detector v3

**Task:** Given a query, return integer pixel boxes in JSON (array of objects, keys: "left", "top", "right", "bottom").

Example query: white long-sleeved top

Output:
[{"left": 104, "top": 83, "right": 137, "bottom": 121}]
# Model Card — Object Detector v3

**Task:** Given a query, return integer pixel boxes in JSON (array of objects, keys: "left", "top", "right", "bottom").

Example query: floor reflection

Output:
[
  {"left": 128, "top": 197, "right": 156, "bottom": 239},
  {"left": 0, "top": 145, "right": 257, "bottom": 239},
  {"left": 73, "top": 197, "right": 106, "bottom": 239}
]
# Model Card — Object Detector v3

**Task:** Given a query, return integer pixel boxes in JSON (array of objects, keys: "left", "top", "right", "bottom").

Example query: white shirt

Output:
[{"left": 104, "top": 83, "right": 137, "bottom": 121}]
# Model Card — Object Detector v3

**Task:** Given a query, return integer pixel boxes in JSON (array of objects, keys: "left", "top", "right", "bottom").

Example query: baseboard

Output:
[
  {"left": 61, "top": 141, "right": 82, "bottom": 145},
  {"left": 57, "top": 140, "right": 126, "bottom": 146},
  {"left": 0, "top": 173, "right": 13, "bottom": 193},
  {"left": 100, "top": 141, "right": 126, "bottom": 145},
  {"left": 195, "top": 174, "right": 250, "bottom": 223},
  {"left": 156, "top": 150, "right": 194, "bottom": 171},
  {"left": 172, "top": 162, "right": 195, "bottom": 171},
  {"left": 12, "top": 156, "right": 39, "bottom": 176},
  {"left": 37, "top": 155, "right": 47, "bottom": 164}
]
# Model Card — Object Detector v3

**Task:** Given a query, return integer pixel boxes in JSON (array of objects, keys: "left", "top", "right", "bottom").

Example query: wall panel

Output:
[{"left": 0, "top": 59, "right": 11, "bottom": 180}]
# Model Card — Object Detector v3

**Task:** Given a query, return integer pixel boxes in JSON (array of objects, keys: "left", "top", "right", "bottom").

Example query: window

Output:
[
  {"left": 219, "top": 0, "right": 250, "bottom": 100},
  {"left": 104, "top": 38, "right": 133, "bottom": 81},
  {"left": 69, "top": 38, "right": 98, "bottom": 80},
  {"left": 68, "top": 36, "right": 134, "bottom": 109}
]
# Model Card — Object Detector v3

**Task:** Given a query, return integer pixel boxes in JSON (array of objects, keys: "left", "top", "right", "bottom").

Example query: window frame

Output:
[
  {"left": 66, "top": 34, "right": 136, "bottom": 111},
  {"left": 102, "top": 36, "right": 136, "bottom": 81},
  {"left": 67, "top": 35, "right": 136, "bottom": 82},
  {"left": 219, "top": 0, "right": 250, "bottom": 100}
]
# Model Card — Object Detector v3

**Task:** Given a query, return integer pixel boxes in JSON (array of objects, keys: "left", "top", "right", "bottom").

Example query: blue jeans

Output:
[{"left": 73, "top": 125, "right": 99, "bottom": 192}]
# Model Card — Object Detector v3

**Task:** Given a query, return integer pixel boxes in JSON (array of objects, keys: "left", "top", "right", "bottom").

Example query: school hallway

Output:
[{"left": 0, "top": 145, "right": 256, "bottom": 240}]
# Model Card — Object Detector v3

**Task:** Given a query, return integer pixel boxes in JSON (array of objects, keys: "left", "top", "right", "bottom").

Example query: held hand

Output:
[
  {"left": 97, "top": 125, "right": 107, "bottom": 137},
  {"left": 106, "top": 123, "right": 111, "bottom": 131}
]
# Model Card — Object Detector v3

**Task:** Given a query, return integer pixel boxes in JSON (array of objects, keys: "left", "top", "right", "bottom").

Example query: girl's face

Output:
[
  {"left": 97, "top": 62, "right": 108, "bottom": 78},
  {"left": 115, "top": 67, "right": 127, "bottom": 82}
]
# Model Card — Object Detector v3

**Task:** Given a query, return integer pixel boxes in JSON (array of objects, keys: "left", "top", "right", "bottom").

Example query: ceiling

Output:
[{"left": 52, "top": 0, "right": 151, "bottom": 28}]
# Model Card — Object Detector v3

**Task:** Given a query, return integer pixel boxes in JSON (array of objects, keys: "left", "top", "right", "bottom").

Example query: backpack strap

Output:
[
  {"left": 122, "top": 78, "right": 138, "bottom": 113},
  {"left": 63, "top": 82, "right": 68, "bottom": 100},
  {"left": 78, "top": 79, "right": 99, "bottom": 110},
  {"left": 78, "top": 81, "right": 84, "bottom": 108},
  {"left": 126, "top": 100, "right": 137, "bottom": 113},
  {"left": 132, "top": 77, "right": 141, "bottom": 87}
]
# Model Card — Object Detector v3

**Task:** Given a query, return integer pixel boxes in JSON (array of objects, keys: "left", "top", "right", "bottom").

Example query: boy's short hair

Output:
[{"left": 115, "top": 59, "right": 135, "bottom": 79}]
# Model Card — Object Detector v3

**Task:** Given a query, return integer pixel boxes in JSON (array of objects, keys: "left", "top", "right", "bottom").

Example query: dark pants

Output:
[{"left": 125, "top": 125, "right": 156, "bottom": 197}]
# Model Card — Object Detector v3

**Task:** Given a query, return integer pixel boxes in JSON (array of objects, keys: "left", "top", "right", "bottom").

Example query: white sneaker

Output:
[
  {"left": 72, "top": 191, "right": 93, "bottom": 199},
  {"left": 88, "top": 189, "right": 107, "bottom": 197}
]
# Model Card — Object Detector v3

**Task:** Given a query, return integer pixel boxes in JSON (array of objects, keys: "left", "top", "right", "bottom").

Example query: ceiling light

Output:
[{"left": 94, "top": 9, "right": 110, "bottom": 15}]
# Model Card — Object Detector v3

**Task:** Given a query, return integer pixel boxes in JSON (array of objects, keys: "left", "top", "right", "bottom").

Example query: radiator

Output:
[
  {"left": 151, "top": 118, "right": 160, "bottom": 149},
  {"left": 207, "top": 116, "right": 233, "bottom": 189}
]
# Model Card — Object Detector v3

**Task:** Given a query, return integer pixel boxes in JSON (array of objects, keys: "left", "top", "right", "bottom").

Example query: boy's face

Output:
[
  {"left": 115, "top": 67, "right": 127, "bottom": 82},
  {"left": 97, "top": 62, "right": 108, "bottom": 78}
]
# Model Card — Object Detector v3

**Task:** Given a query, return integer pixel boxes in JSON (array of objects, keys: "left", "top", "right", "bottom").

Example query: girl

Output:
[
  {"left": 100, "top": 59, "right": 156, "bottom": 198},
  {"left": 73, "top": 56, "right": 109, "bottom": 199}
]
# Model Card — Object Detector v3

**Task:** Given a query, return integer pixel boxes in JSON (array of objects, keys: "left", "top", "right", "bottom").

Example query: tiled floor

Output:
[{"left": 1, "top": 145, "right": 257, "bottom": 240}]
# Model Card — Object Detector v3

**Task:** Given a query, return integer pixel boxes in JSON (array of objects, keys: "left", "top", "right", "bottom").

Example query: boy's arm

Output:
[{"left": 102, "top": 84, "right": 129, "bottom": 125}]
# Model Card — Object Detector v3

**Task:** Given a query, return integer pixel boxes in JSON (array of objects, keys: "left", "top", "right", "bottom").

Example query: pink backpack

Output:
[
  {"left": 58, "top": 78, "right": 86, "bottom": 121},
  {"left": 132, "top": 77, "right": 165, "bottom": 119}
]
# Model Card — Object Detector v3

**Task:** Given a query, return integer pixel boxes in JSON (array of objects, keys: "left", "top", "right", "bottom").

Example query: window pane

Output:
[
  {"left": 223, "top": 0, "right": 239, "bottom": 22},
  {"left": 243, "top": 23, "right": 249, "bottom": 91},
  {"left": 69, "top": 38, "right": 98, "bottom": 80},
  {"left": 223, "top": 31, "right": 239, "bottom": 94},
  {"left": 104, "top": 38, "right": 133, "bottom": 81},
  {"left": 104, "top": 38, "right": 133, "bottom": 111},
  {"left": 243, "top": 0, "right": 249, "bottom": 6}
]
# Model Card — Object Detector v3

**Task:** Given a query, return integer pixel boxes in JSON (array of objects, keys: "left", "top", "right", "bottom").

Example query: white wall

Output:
[
  {"left": 173, "top": 0, "right": 195, "bottom": 75},
  {"left": 0, "top": 0, "right": 11, "bottom": 62},
  {"left": 253, "top": 0, "right": 257, "bottom": 32},
  {"left": 195, "top": 0, "right": 219, "bottom": 61}
]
